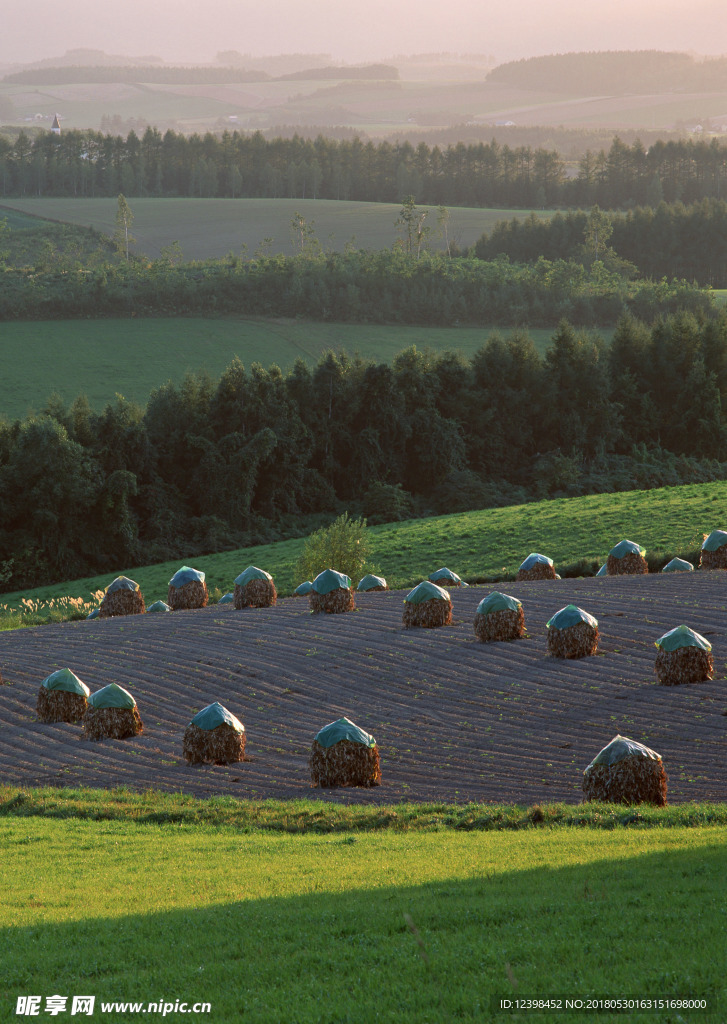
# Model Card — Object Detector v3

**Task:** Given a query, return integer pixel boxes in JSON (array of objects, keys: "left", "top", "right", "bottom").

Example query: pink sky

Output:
[{"left": 2, "top": 0, "right": 726, "bottom": 66}]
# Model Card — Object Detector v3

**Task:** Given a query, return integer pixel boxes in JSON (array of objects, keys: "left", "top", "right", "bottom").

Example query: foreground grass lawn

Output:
[{"left": 1, "top": 808, "right": 726, "bottom": 1023}]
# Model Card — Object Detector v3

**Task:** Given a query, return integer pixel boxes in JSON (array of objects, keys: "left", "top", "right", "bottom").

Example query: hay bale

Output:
[
  {"left": 428, "top": 567, "right": 464, "bottom": 587},
  {"left": 99, "top": 576, "right": 145, "bottom": 618},
  {"left": 516, "top": 553, "right": 556, "bottom": 582},
  {"left": 473, "top": 593, "right": 525, "bottom": 643},
  {"left": 309, "top": 569, "right": 355, "bottom": 614},
  {"left": 582, "top": 735, "right": 667, "bottom": 806},
  {"left": 402, "top": 581, "right": 452, "bottom": 629},
  {"left": 699, "top": 529, "right": 727, "bottom": 569},
  {"left": 654, "top": 624, "right": 714, "bottom": 685},
  {"left": 147, "top": 600, "right": 171, "bottom": 613},
  {"left": 607, "top": 540, "right": 648, "bottom": 576},
  {"left": 546, "top": 605, "right": 599, "bottom": 659},
  {"left": 83, "top": 683, "right": 142, "bottom": 741},
  {"left": 86, "top": 608, "right": 100, "bottom": 619},
  {"left": 217, "top": 593, "right": 234, "bottom": 605},
  {"left": 661, "top": 558, "right": 694, "bottom": 573},
  {"left": 294, "top": 581, "right": 314, "bottom": 596},
  {"left": 233, "top": 567, "right": 277, "bottom": 609},
  {"left": 357, "top": 574, "right": 389, "bottom": 592},
  {"left": 168, "top": 566, "right": 208, "bottom": 610},
  {"left": 309, "top": 718, "right": 380, "bottom": 787},
  {"left": 183, "top": 703, "right": 246, "bottom": 764},
  {"left": 36, "top": 668, "right": 90, "bottom": 723},
  {"left": 595, "top": 564, "right": 608, "bottom": 577},
  {"left": 310, "top": 588, "right": 355, "bottom": 614}
]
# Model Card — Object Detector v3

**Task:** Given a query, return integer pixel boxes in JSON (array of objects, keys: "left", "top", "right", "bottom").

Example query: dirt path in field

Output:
[{"left": 1, "top": 573, "right": 726, "bottom": 805}]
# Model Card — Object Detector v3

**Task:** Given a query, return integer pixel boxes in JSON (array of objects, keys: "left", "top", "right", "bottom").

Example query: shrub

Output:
[{"left": 294, "top": 512, "right": 372, "bottom": 588}]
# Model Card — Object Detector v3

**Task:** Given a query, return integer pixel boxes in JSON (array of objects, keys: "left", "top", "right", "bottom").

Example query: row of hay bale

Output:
[{"left": 34, "top": 670, "right": 674, "bottom": 804}]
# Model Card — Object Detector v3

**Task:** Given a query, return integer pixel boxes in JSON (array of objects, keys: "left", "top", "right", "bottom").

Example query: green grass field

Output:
[
  {"left": 0, "top": 197, "right": 556, "bottom": 260},
  {"left": 0, "top": 317, "right": 607, "bottom": 421},
  {"left": 1, "top": 478, "right": 721, "bottom": 616},
  {"left": 1, "top": 788, "right": 725, "bottom": 1023}
]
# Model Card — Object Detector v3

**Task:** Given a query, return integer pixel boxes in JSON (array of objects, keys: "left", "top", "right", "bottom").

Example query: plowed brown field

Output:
[{"left": 1, "top": 573, "right": 726, "bottom": 805}]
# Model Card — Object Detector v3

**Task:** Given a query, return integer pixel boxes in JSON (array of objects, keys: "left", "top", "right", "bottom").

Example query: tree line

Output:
[
  {"left": 474, "top": 200, "right": 727, "bottom": 287},
  {"left": 3, "top": 129, "right": 727, "bottom": 208},
  {"left": 0, "top": 245, "right": 711, "bottom": 326},
  {"left": 2, "top": 312, "right": 727, "bottom": 591}
]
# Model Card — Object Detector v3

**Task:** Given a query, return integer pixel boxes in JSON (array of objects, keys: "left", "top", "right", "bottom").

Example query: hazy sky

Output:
[{"left": 3, "top": 0, "right": 726, "bottom": 66}]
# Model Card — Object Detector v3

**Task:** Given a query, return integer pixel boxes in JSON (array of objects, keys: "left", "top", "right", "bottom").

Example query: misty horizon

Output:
[{"left": 2, "top": 0, "right": 726, "bottom": 69}]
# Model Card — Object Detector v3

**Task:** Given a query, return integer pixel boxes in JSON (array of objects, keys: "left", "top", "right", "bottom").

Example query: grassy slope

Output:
[
  {"left": 0, "top": 318, "right": 601, "bottom": 421},
  {"left": 1, "top": 479, "right": 721, "bottom": 610},
  {"left": 1, "top": 808, "right": 725, "bottom": 1023},
  {"left": 0, "top": 197, "right": 555, "bottom": 259}
]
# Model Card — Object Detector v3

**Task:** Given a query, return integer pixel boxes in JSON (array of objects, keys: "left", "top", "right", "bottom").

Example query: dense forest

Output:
[
  {"left": 2, "top": 312, "right": 727, "bottom": 591},
  {"left": 475, "top": 200, "right": 727, "bottom": 287},
  {"left": 2, "top": 129, "right": 727, "bottom": 209}
]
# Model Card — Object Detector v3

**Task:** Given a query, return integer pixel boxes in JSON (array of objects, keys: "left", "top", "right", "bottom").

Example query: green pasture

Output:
[
  {"left": 2, "top": 478, "right": 723, "bottom": 615},
  {"left": 0, "top": 798, "right": 724, "bottom": 1023},
  {"left": 0, "top": 197, "right": 556, "bottom": 260},
  {"left": 0, "top": 317, "right": 601, "bottom": 421}
]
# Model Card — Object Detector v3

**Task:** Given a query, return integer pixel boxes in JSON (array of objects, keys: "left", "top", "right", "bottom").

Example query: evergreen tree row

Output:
[
  {"left": 2, "top": 312, "right": 727, "bottom": 591},
  {"left": 2, "top": 129, "right": 727, "bottom": 209}
]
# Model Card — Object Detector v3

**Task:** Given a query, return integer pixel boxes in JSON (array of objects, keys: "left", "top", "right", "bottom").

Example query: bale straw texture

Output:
[
  {"left": 234, "top": 579, "right": 277, "bottom": 609},
  {"left": 99, "top": 589, "right": 146, "bottom": 618},
  {"left": 516, "top": 564, "right": 556, "bottom": 582},
  {"left": 183, "top": 722, "right": 246, "bottom": 764},
  {"left": 607, "top": 552, "right": 648, "bottom": 575},
  {"left": 547, "top": 622, "right": 599, "bottom": 659},
  {"left": 403, "top": 597, "right": 452, "bottom": 629},
  {"left": 474, "top": 607, "right": 525, "bottom": 643},
  {"left": 583, "top": 754, "right": 667, "bottom": 806},
  {"left": 309, "top": 738, "right": 381, "bottom": 787},
  {"left": 309, "top": 588, "right": 355, "bottom": 614},
  {"left": 655, "top": 647, "right": 714, "bottom": 686},
  {"left": 83, "top": 706, "right": 143, "bottom": 741},
  {"left": 167, "top": 580, "right": 209, "bottom": 610},
  {"left": 700, "top": 547, "right": 727, "bottom": 570},
  {"left": 36, "top": 687, "right": 87, "bottom": 723}
]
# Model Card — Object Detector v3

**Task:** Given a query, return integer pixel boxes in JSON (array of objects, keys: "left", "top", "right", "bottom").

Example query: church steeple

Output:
[{"left": 51, "top": 114, "right": 61, "bottom": 135}]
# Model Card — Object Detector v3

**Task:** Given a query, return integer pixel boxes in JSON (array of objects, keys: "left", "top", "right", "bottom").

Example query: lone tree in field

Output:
[
  {"left": 114, "top": 194, "right": 135, "bottom": 260},
  {"left": 294, "top": 512, "right": 372, "bottom": 588}
]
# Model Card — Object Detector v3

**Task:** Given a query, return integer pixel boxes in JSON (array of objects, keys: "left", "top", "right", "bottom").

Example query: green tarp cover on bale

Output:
[
  {"left": 191, "top": 702, "right": 244, "bottom": 733},
  {"left": 42, "top": 668, "right": 90, "bottom": 697},
  {"left": 234, "top": 566, "right": 273, "bottom": 586},
  {"left": 702, "top": 529, "right": 727, "bottom": 552},
  {"left": 147, "top": 600, "right": 171, "bottom": 613},
  {"left": 596, "top": 564, "right": 608, "bottom": 577},
  {"left": 405, "top": 581, "right": 450, "bottom": 604},
  {"left": 609, "top": 540, "right": 645, "bottom": 559},
  {"left": 547, "top": 604, "right": 598, "bottom": 630},
  {"left": 295, "top": 581, "right": 314, "bottom": 595},
  {"left": 105, "top": 576, "right": 140, "bottom": 594},
  {"left": 312, "top": 569, "right": 351, "bottom": 594},
  {"left": 315, "top": 716, "right": 375, "bottom": 749},
  {"left": 477, "top": 592, "right": 521, "bottom": 616},
  {"left": 169, "top": 566, "right": 205, "bottom": 588},
  {"left": 587, "top": 734, "right": 661, "bottom": 770},
  {"left": 357, "top": 574, "right": 387, "bottom": 591},
  {"left": 88, "top": 683, "right": 136, "bottom": 709},
  {"left": 519, "top": 553, "right": 553, "bottom": 571},
  {"left": 217, "top": 593, "right": 234, "bottom": 605},
  {"left": 428, "top": 567, "right": 465, "bottom": 586},
  {"left": 655, "top": 624, "right": 711, "bottom": 652},
  {"left": 87, "top": 608, "right": 100, "bottom": 619},
  {"left": 662, "top": 558, "right": 694, "bottom": 573}
]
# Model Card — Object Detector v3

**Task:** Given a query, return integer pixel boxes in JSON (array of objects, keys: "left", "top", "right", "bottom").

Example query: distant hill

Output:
[{"left": 487, "top": 50, "right": 727, "bottom": 94}]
